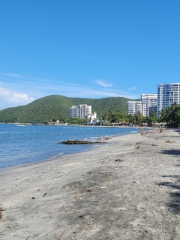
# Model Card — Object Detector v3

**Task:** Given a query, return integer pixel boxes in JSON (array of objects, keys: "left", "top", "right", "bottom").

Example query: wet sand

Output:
[{"left": 1, "top": 129, "right": 180, "bottom": 240}]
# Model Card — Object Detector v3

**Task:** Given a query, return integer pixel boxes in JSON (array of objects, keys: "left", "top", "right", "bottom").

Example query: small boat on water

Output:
[{"left": 17, "top": 124, "right": 26, "bottom": 127}]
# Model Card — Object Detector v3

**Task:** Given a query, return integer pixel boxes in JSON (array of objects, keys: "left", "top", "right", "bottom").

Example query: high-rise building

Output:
[
  {"left": 127, "top": 101, "right": 143, "bottom": 115},
  {"left": 157, "top": 83, "right": 180, "bottom": 116},
  {"left": 69, "top": 104, "right": 92, "bottom": 119},
  {"left": 127, "top": 94, "right": 157, "bottom": 116},
  {"left": 141, "top": 94, "right": 157, "bottom": 116}
]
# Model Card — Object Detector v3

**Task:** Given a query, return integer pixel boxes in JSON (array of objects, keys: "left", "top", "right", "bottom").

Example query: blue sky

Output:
[{"left": 0, "top": 0, "right": 180, "bottom": 110}]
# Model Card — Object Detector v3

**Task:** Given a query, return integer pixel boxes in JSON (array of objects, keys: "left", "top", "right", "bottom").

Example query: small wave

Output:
[
  {"left": 51, "top": 152, "right": 64, "bottom": 159},
  {"left": 131, "top": 131, "right": 138, "bottom": 133},
  {"left": 56, "top": 152, "right": 64, "bottom": 156}
]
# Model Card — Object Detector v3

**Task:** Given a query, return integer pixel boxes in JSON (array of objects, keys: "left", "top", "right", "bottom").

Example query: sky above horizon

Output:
[{"left": 0, "top": 0, "right": 180, "bottom": 110}]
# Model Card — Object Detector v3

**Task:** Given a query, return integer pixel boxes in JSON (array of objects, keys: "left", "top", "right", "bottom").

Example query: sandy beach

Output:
[{"left": 1, "top": 129, "right": 180, "bottom": 240}]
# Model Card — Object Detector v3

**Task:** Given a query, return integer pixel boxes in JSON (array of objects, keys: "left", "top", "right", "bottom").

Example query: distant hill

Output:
[{"left": 0, "top": 95, "right": 133, "bottom": 123}]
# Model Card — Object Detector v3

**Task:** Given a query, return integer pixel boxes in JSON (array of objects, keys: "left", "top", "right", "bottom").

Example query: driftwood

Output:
[{"left": 60, "top": 140, "right": 107, "bottom": 144}]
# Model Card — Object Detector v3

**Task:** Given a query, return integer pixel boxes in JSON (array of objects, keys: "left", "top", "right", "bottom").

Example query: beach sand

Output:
[{"left": 1, "top": 129, "right": 180, "bottom": 240}]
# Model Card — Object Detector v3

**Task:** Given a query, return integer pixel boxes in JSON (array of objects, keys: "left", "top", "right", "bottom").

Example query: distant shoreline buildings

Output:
[
  {"left": 127, "top": 101, "right": 144, "bottom": 116},
  {"left": 69, "top": 104, "right": 91, "bottom": 119},
  {"left": 69, "top": 84, "right": 180, "bottom": 120},
  {"left": 127, "top": 94, "right": 157, "bottom": 117},
  {"left": 127, "top": 83, "right": 180, "bottom": 117},
  {"left": 69, "top": 104, "right": 99, "bottom": 124}
]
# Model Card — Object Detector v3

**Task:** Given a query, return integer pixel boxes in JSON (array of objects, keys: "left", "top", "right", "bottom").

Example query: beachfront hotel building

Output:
[
  {"left": 127, "top": 94, "right": 157, "bottom": 116},
  {"left": 69, "top": 104, "right": 92, "bottom": 119},
  {"left": 127, "top": 101, "right": 144, "bottom": 115},
  {"left": 157, "top": 83, "right": 180, "bottom": 116},
  {"left": 141, "top": 94, "right": 157, "bottom": 116}
]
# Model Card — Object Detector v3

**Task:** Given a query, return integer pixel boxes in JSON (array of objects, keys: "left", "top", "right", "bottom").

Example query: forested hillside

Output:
[{"left": 0, "top": 95, "right": 132, "bottom": 123}]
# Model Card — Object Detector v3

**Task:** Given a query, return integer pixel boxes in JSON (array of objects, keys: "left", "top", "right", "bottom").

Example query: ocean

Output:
[{"left": 0, "top": 124, "right": 140, "bottom": 170}]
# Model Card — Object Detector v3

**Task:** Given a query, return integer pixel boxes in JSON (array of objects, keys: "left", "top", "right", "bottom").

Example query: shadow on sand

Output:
[
  {"left": 159, "top": 150, "right": 180, "bottom": 214},
  {"left": 162, "top": 149, "right": 180, "bottom": 156}
]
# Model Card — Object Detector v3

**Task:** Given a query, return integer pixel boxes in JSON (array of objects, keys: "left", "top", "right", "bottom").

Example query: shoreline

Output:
[
  {"left": 0, "top": 128, "right": 141, "bottom": 171},
  {"left": 1, "top": 129, "right": 180, "bottom": 239},
  {"left": 0, "top": 122, "right": 151, "bottom": 128}
]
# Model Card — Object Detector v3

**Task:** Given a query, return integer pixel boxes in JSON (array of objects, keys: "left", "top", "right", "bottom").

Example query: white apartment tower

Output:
[
  {"left": 141, "top": 94, "right": 157, "bottom": 116},
  {"left": 127, "top": 94, "right": 157, "bottom": 116},
  {"left": 127, "top": 101, "right": 143, "bottom": 115},
  {"left": 69, "top": 104, "right": 92, "bottom": 119},
  {"left": 157, "top": 83, "right": 180, "bottom": 116}
]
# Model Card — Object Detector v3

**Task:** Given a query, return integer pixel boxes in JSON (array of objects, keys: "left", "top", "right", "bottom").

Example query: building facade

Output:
[
  {"left": 127, "top": 101, "right": 143, "bottom": 115},
  {"left": 157, "top": 83, "right": 180, "bottom": 116},
  {"left": 149, "top": 106, "right": 157, "bottom": 116},
  {"left": 87, "top": 112, "right": 99, "bottom": 124},
  {"left": 127, "top": 94, "right": 157, "bottom": 116},
  {"left": 141, "top": 94, "right": 157, "bottom": 116},
  {"left": 69, "top": 104, "right": 92, "bottom": 119}
]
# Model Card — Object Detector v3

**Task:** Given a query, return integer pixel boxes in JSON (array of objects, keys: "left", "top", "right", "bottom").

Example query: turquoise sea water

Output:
[{"left": 0, "top": 124, "right": 140, "bottom": 170}]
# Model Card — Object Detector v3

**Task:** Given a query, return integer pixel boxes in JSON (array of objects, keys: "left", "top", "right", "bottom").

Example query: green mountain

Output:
[{"left": 0, "top": 95, "right": 132, "bottom": 123}]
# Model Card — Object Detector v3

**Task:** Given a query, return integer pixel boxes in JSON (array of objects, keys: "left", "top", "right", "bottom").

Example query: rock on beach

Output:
[{"left": 60, "top": 139, "right": 107, "bottom": 144}]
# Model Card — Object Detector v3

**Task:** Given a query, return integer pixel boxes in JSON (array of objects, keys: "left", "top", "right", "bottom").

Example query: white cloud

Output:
[
  {"left": 0, "top": 72, "right": 140, "bottom": 110},
  {"left": 1, "top": 73, "right": 24, "bottom": 78},
  {"left": 41, "top": 82, "right": 139, "bottom": 99},
  {"left": 95, "top": 79, "right": 113, "bottom": 87},
  {"left": 128, "top": 87, "right": 137, "bottom": 90},
  {"left": 0, "top": 86, "right": 34, "bottom": 105}
]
